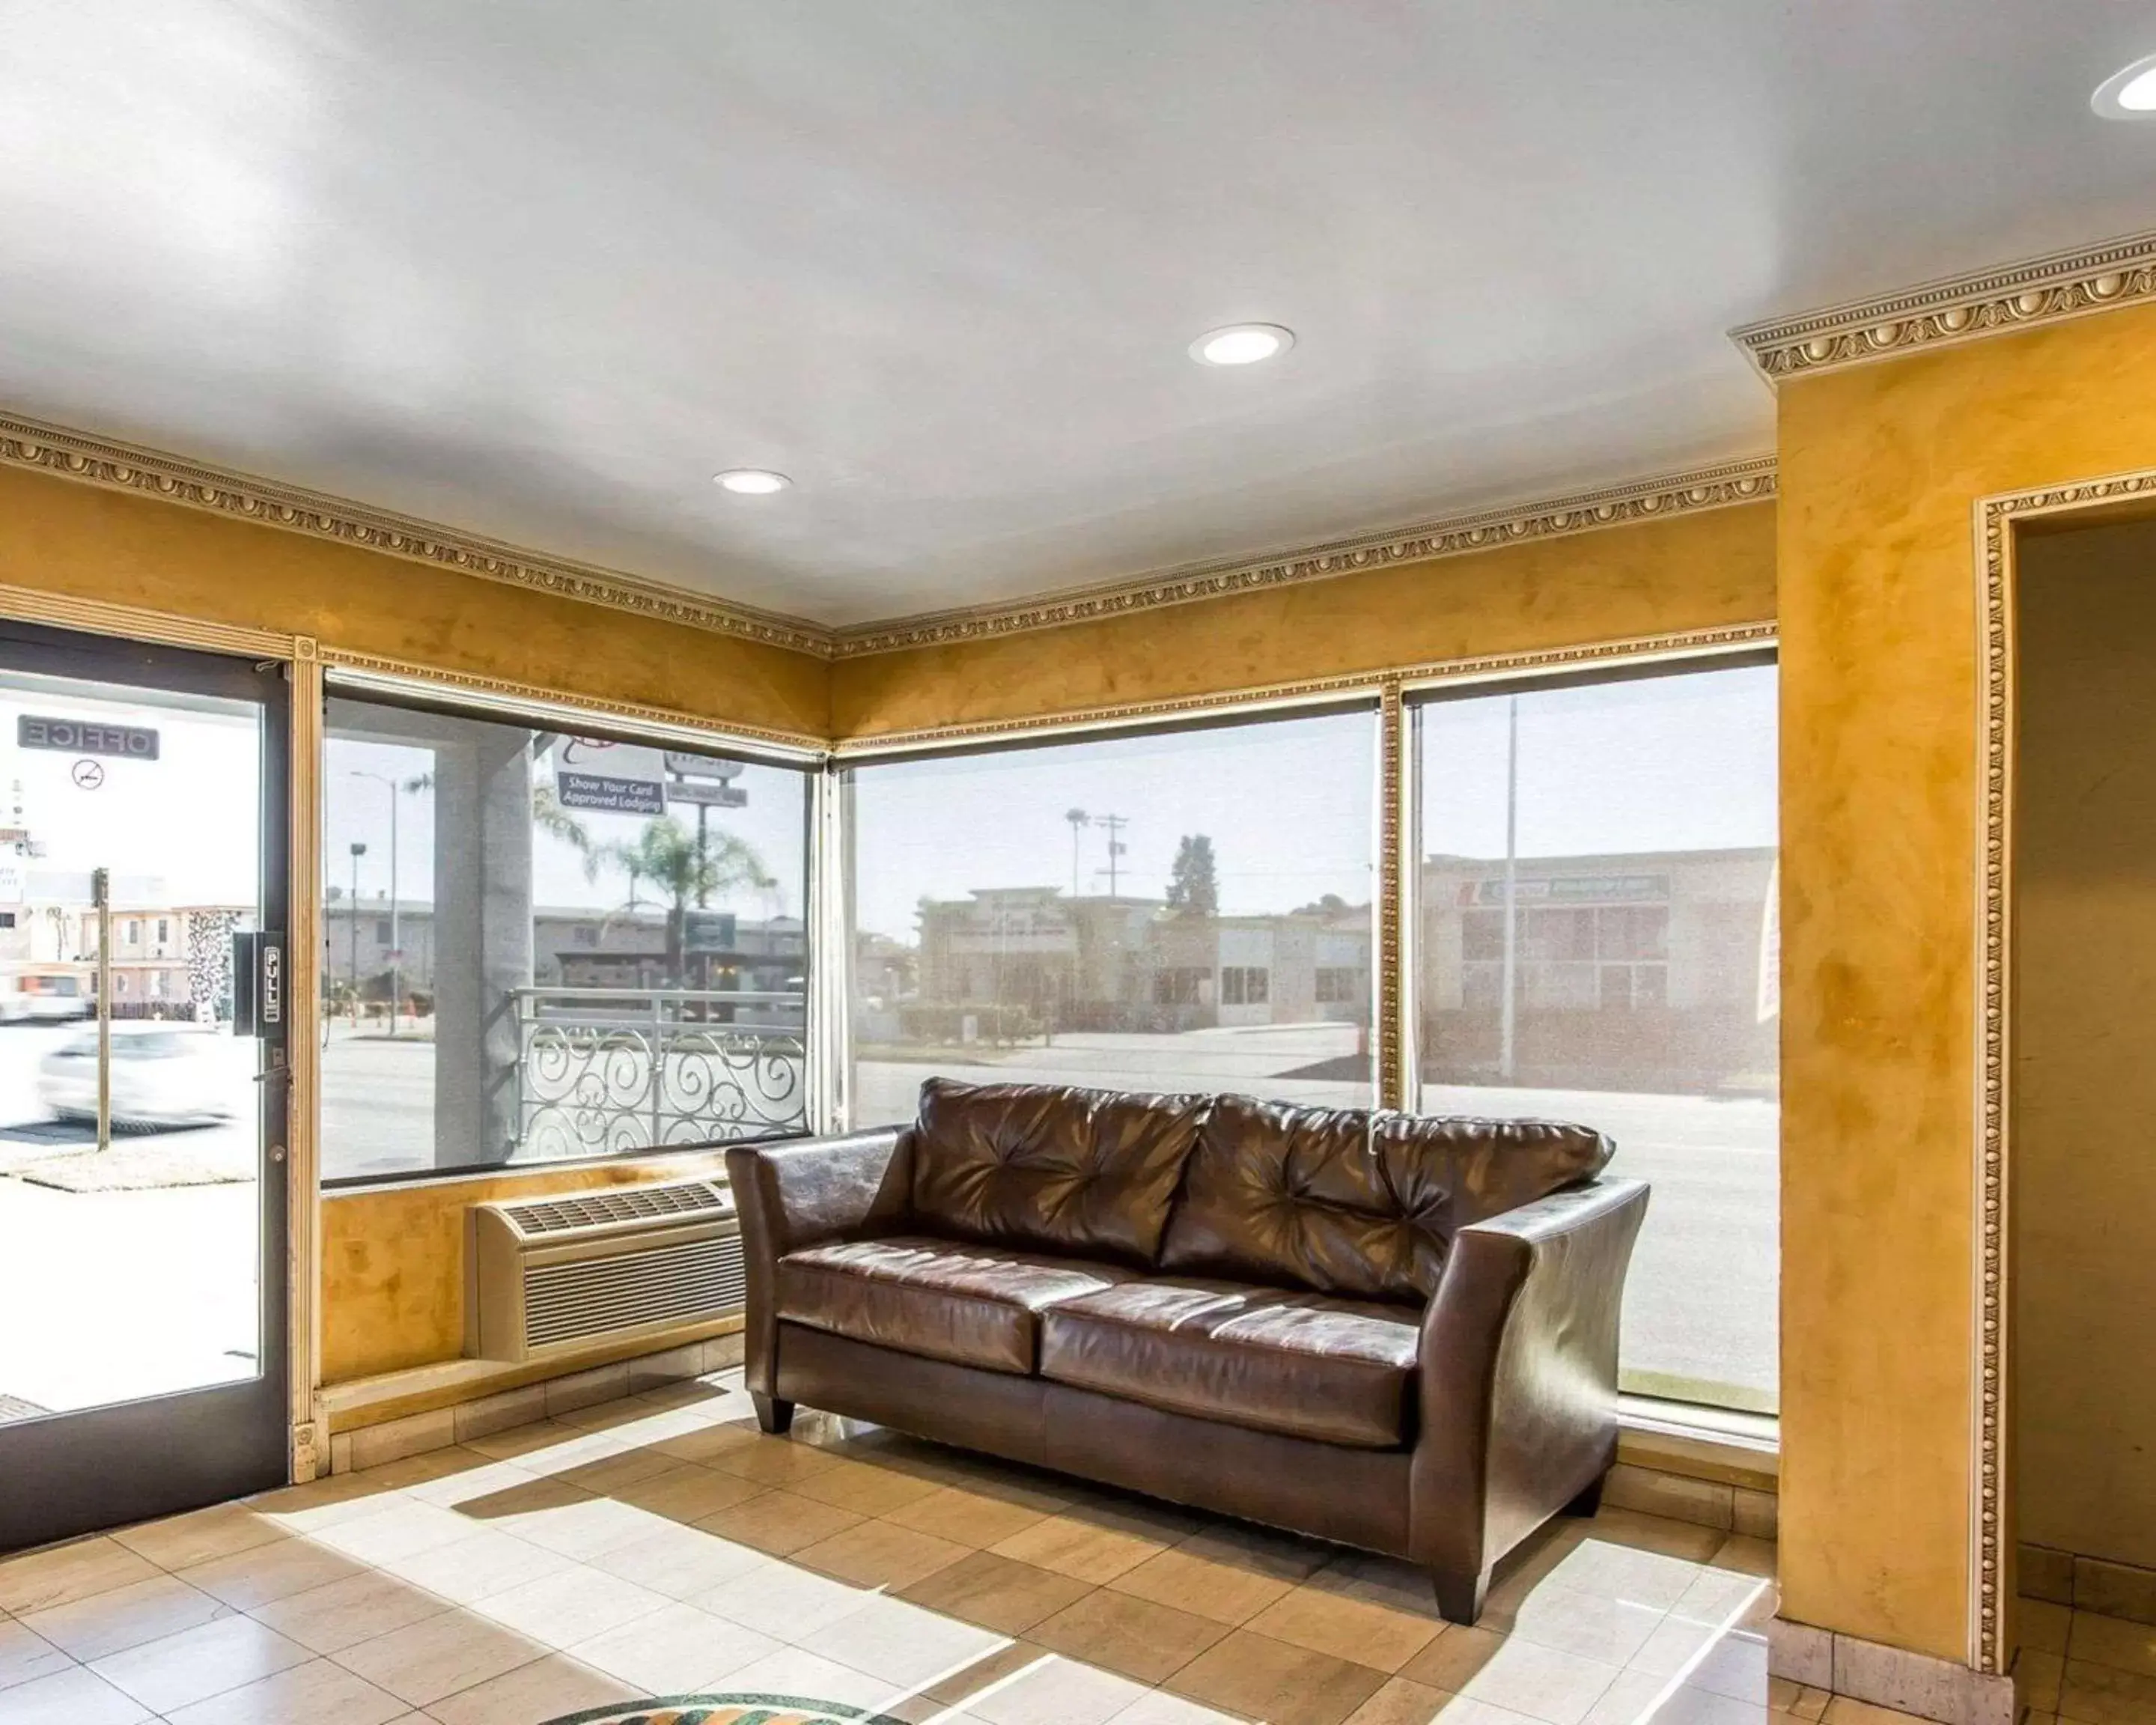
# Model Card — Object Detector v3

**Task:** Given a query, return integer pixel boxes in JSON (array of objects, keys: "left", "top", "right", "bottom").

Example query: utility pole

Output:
[
  {"left": 348, "top": 841, "right": 367, "bottom": 1029},
  {"left": 1064, "top": 808, "right": 1089, "bottom": 900},
  {"left": 350, "top": 773, "right": 401, "bottom": 1034},
  {"left": 1095, "top": 813, "right": 1128, "bottom": 898},
  {"left": 1499, "top": 695, "right": 1519, "bottom": 1084}
]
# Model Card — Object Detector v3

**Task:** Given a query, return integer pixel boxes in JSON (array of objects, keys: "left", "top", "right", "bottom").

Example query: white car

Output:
[
  {"left": 38, "top": 1028, "right": 237, "bottom": 1129},
  {"left": 0, "top": 969, "right": 92, "bottom": 1024}
]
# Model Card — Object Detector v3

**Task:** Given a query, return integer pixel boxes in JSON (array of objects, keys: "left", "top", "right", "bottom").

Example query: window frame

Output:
[{"left": 317, "top": 669, "right": 824, "bottom": 1191}]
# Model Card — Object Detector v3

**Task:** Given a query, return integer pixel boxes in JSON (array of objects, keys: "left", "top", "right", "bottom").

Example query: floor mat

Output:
[{"left": 543, "top": 1700, "right": 913, "bottom": 1725}]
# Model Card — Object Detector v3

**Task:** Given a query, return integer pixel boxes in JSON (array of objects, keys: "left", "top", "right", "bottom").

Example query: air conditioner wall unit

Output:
[{"left": 466, "top": 1178, "right": 744, "bottom": 1364}]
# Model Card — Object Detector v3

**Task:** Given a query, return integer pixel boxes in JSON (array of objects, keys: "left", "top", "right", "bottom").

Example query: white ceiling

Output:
[{"left": 3, "top": 2, "right": 2155, "bottom": 628}]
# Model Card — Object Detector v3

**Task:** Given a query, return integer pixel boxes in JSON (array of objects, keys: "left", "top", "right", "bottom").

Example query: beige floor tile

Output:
[
  {"left": 472, "top": 1564, "right": 669, "bottom": 1649},
  {"left": 969, "top": 1649, "right": 1157, "bottom": 1725},
  {"left": 108, "top": 1503, "right": 290, "bottom": 1573},
  {"left": 0, "top": 1616, "right": 73, "bottom": 1692},
  {"left": 1705, "top": 1536, "right": 1779, "bottom": 1580},
  {"left": 916, "top": 1634, "right": 1052, "bottom": 1706},
  {"left": 159, "top": 1654, "right": 409, "bottom": 1725},
  {"left": 398, "top": 1459, "right": 546, "bottom": 1514},
  {"left": 609, "top": 1460, "right": 768, "bottom": 1523},
  {"left": 728, "top": 1643, "right": 965, "bottom": 1721},
  {"left": 1110, "top": 1545, "right": 1298, "bottom": 1628},
  {"left": 650, "top": 1420, "right": 769, "bottom": 1468},
  {"left": 1540, "top": 1538, "right": 1705, "bottom": 1614},
  {"left": 888, "top": 1484, "right": 1057, "bottom": 1548},
  {"left": 895, "top": 1548, "right": 1097, "bottom": 1635},
  {"left": 423, "top": 1649, "right": 636, "bottom": 1725},
  {"left": 475, "top": 1483, "right": 658, "bottom": 1561},
  {"left": 246, "top": 1472, "right": 404, "bottom": 1533},
  {"left": 1401, "top": 1624, "right": 1623, "bottom": 1725},
  {"left": 1577, "top": 1666, "right": 1668, "bottom": 1725},
  {"left": 351, "top": 1447, "right": 516, "bottom": 1494},
  {"left": 694, "top": 1555, "right": 874, "bottom": 1640},
  {"left": 1314, "top": 1551, "right": 1451, "bottom": 1623},
  {"left": 1768, "top": 1678, "right": 1832, "bottom": 1720},
  {"left": 1487, "top": 1581, "right": 1664, "bottom": 1667},
  {"left": 314, "top": 1500, "right": 483, "bottom": 1568},
  {"left": 1246, "top": 1581, "right": 1443, "bottom": 1673},
  {"left": 795, "top": 1516, "right": 969, "bottom": 1589},
  {"left": 460, "top": 1422, "right": 631, "bottom": 1473},
  {"left": 1029, "top": 1585, "right": 1230, "bottom": 1685},
  {"left": 2018, "top": 1649, "right": 2065, "bottom": 1714},
  {"left": 246, "top": 1568, "right": 451, "bottom": 1655},
  {"left": 693, "top": 1488, "right": 865, "bottom": 1555},
  {"left": 88, "top": 1612, "right": 311, "bottom": 1714},
  {"left": 1169, "top": 1628, "right": 1389, "bottom": 1725},
  {"left": 1627, "top": 1613, "right": 1724, "bottom": 1679},
  {"left": 585, "top": 1520, "right": 770, "bottom": 1598},
  {"left": 564, "top": 1598, "right": 780, "bottom": 1692},
  {"left": 174, "top": 1534, "right": 368, "bottom": 1610},
  {"left": 1172, "top": 1521, "right": 1338, "bottom": 1581},
  {"left": 1342, "top": 1674, "right": 1468, "bottom": 1724},
  {"left": 2059, "top": 1656, "right": 2156, "bottom": 1725},
  {"left": 2019, "top": 1600, "right": 2074, "bottom": 1657},
  {"left": 329, "top": 1607, "right": 546, "bottom": 1707},
  {"left": 800, "top": 1589, "right": 1012, "bottom": 1688},
  {"left": 19, "top": 1572, "right": 229, "bottom": 1661},
  {"left": 1111, "top": 1688, "right": 1256, "bottom": 1724},
  {"left": 383, "top": 1530, "right": 577, "bottom": 1607},
  {"left": 0, "top": 1663, "right": 155, "bottom": 1724},
  {"left": 705, "top": 1432, "right": 852, "bottom": 1487},
  {"left": 991, "top": 1512, "right": 1171, "bottom": 1584},
  {"left": 797, "top": 1455, "right": 951, "bottom": 1518},
  {"left": 0, "top": 1536, "right": 164, "bottom": 1616},
  {"left": 2070, "top": 1610, "right": 2156, "bottom": 1678},
  {"left": 1685, "top": 1628, "right": 1770, "bottom": 1704},
  {"left": 543, "top": 1446, "right": 684, "bottom": 1498},
  {"left": 1822, "top": 1699, "right": 1930, "bottom": 1725},
  {"left": 1580, "top": 1509, "right": 1727, "bottom": 1565},
  {"left": 1667, "top": 1565, "right": 1776, "bottom": 1631}
]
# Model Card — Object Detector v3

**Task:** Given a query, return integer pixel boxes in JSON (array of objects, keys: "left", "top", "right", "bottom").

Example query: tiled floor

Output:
[
  {"left": 0, "top": 1369, "right": 1840, "bottom": 1725},
  {"left": 2015, "top": 1594, "right": 2156, "bottom": 1725}
]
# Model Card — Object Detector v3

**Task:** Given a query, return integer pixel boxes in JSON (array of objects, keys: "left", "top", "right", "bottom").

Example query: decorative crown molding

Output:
[
  {"left": 0, "top": 411, "right": 832, "bottom": 659},
  {"left": 1731, "top": 228, "right": 2156, "bottom": 383},
  {"left": 829, "top": 456, "right": 1778, "bottom": 659}
]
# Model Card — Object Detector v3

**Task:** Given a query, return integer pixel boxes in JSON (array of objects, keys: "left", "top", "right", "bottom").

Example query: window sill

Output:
[{"left": 1618, "top": 1394, "right": 1779, "bottom": 1492}]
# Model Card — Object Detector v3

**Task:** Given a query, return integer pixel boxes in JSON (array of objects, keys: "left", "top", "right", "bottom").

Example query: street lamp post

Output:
[
  {"left": 347, "top": 841, "right": 367, "bottom": 1029},
  {"left": 350, "top": 772, "right": 402, "bottom": 1034}
]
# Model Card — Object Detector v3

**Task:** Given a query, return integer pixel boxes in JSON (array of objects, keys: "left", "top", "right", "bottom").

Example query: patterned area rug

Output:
[{"left": 543, "top": 1699, "right": 912, "bottom": 1725}]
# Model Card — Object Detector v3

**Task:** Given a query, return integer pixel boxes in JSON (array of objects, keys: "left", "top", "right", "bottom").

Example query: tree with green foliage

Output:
[
  {"left": 590, "top": 816, "right": 773, "bottom": 985},
  {"left": 1166, "top": 834, "right": 1219, "bottom": 919}
]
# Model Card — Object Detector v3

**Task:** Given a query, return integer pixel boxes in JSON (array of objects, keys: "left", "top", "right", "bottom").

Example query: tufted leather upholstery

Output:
[
  {"left": 777, "top": 1234, "right": 1133, "bottom": 1375},
  {"left": 908, "top": 1077, "right": 1211, "bottom": 1266},
  {"left": 1038, "top": 1277, "right": 1422, "bottom": 1448},
  {"left": 1157, "top": 1094, "right": 1614, "bottom": 1301}
]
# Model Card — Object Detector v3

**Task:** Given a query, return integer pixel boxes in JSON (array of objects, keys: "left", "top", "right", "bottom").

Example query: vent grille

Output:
[
  {"left": 504, "top": 1181, "right": 729, "bottom": 1235},
  {"left": 522, "top": 1230, "right": 746, "bottom": 1351}
]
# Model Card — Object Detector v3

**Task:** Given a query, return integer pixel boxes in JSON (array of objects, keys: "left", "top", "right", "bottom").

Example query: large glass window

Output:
[
  {"left": 846, "top": 708, "right": 1377, "bottom": 1125},
  {"left": 322, "top": 694, "right": 811, "bottom": 1183},
  {"left": 1414, "top": 659, "right": 1778, "bottom": 1412}
]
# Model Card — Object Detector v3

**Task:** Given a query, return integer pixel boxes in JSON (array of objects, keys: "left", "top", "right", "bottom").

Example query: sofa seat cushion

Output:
[
  {"left": 1038, "top": 1278, "right": 1421, "bottom": 1449},
  {"left": 776, "top": 1234, "right": 1134, "bottom": 1375}
]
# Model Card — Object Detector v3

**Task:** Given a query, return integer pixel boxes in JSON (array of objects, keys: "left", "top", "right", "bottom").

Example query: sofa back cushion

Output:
[
  {"left": 908, "top": 1078, "right": 1212, "bottom": 1267},
  {"left": 1158, "top": 1094, "right": 1613, "bottom": 1301}
]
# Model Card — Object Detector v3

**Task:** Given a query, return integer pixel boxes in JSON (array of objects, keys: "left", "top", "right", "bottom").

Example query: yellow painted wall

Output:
[
  {"left": 1776, "top": 301, "right": 2156, "bottom": 1662},
  {"left": 2011, "top": 517, "right": 2156, "bottom": 1575},
  {"left": 0, "top": 464, "right": 829, "bottom": 738},
  {"left": 830, "top": 501, "right": 1778, "bottom": 736}
]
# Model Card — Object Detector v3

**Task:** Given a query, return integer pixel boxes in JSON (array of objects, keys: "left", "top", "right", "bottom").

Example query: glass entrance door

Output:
[{"left": 0, "top": 620, "right": 289, "bottom": 1551}]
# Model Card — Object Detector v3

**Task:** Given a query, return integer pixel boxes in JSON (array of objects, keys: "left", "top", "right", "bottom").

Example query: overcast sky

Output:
[{"left": 849, "top": 663, "right": 1776, "bottom": 943}]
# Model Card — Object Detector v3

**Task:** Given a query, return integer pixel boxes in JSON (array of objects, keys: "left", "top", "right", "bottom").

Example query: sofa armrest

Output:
[
  {"left": 1410, "top": 1176, "right": 1650, "bottom": 1611},
  {"left": 726, "top": 1128, "right": 915, "bottom": 1398}
]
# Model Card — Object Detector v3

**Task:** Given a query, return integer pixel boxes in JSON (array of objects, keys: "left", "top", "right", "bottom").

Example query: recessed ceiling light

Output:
[
  {"left": 1190, "top": 323, "right": 1295, "bottom": 366},
  {"left": 2092, "top": 52, "right": 2156, "bottom": 118},
  {"left": 713, "top": 468, "right": 791, "bottom": 494}
]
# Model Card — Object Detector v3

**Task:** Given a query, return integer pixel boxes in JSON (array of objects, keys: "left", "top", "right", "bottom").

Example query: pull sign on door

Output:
[{"left": 232, "top": 931, "right": 284, "bottom": 1035}]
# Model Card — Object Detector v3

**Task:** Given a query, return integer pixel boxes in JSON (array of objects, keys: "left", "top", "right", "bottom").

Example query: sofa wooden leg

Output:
[
  {"left": 1431, "top": 1563, "right": 1490, "bottom": 1625},
  {"left": 1565, "top": 1472, "right": 1607, "bottom": 1517},
  {"left": 751, "top": 1392, "right": 794, "bottom": 1435}
]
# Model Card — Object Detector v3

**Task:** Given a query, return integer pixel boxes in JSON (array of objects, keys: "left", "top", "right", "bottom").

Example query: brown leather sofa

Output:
[{"left": 726, "top": 1078, "right": 1648, "bottom": 1623}]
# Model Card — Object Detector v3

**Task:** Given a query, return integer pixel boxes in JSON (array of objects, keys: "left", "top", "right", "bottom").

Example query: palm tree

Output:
[{"left": 589, "top": 817, "right": 772, "bottom": 986}]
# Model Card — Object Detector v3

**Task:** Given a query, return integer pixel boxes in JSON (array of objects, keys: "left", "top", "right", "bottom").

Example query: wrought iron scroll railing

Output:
[{"left": 514, "top": 987, "right": 808, "bottom": 1159}]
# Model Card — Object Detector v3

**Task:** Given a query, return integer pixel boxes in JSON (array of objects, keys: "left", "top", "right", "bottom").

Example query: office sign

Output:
[
  {"left": 556, "top": 738, "right": 666, "bottom": 815},
  {"left": 19, "top": 716, "right": 159, "bottom": 761}
]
